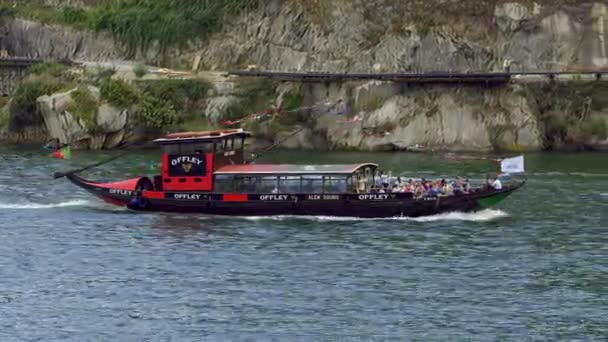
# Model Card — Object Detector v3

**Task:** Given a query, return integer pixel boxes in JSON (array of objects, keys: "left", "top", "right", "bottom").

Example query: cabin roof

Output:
[
  {"left": 214, "top": 163, "right": 378, "bottom": 175},
  {"left": 153, "top": 129, "right": 251, "bottom": 144}
]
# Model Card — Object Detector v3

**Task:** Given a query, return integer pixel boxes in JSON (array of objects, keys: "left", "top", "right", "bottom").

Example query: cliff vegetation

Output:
[{"left": 0, "top": 0, "right": 607, "bottom": 151}]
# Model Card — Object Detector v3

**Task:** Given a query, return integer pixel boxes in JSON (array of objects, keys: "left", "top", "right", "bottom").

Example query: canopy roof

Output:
[
  {"left": 154, "top": 129, "right": 251, "bottom": 144},
  {"left": 214, "top": 163, "right": 378, "bottom": 175}
]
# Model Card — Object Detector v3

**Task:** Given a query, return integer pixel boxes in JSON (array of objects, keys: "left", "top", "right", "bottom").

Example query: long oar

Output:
[
  {"left": 53, "top": 152, "right": 129, "bottom": 179},
  {"left": 53, "top": 141, "right": 148, "bottom": 179}
]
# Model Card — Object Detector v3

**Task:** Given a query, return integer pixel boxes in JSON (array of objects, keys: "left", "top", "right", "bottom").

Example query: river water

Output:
[{"left": 0, "top": 147, "right": 606, "bottom": 341}]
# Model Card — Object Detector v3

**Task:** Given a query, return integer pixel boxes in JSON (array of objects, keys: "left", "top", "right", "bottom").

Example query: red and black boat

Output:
[{"left": 58, "top": 129, "right": 524, "bottom": 218}]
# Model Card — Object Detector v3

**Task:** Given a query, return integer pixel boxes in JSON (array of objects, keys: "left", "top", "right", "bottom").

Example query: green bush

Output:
[
  {"left": 59, "top": 6, "right": 88, "bottom": 29},
  {"left": 29, "top": 62, "right": 66, "bottom": 78},
  {"left": 95, "top": 66, "right": 116, "bottom": 80},
  {"left": 134, "top": 95, "right": 182, "bottom": 128},
  {"left": 66, "top": 86, "right": 98, "bottom": 128},
  {"left": 0, "top": 108, "right": 9, "bottom": 128},
  {"left": 579, "top": 117, "right": 608, "bottom": 140},
  {"left": 0, "top": 6, "right": 15, "bottom": 26},
  {"left": 5, "top": 1, "right": 261, "bottom": 63},
  {"left": 86, "top": 0, "right": 260, "bottom": 58},
  {"left": 100, "top": 79, "right": 139, "bottom": 108},
  {"left": 133, "top": 64, "right": 148, "bottom": 78},
  {"left": 9, "top": 78, "right": 62, "bottom": 130},
  {"left": 138, "top": 79, "right": 211, "bottom": 112}
]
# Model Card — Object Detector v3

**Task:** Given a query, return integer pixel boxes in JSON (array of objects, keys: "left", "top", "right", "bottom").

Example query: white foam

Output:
[
  {"left": 241, "top": 209, "right": 508, "bottom": 223},
  {"left": 0, "top": 199, "right": 92, "bottom": 209}
]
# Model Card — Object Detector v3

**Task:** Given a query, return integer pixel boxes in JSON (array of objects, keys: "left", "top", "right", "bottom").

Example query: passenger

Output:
[
  {"left": 415, "top": 183, "right": 426, "bottom": 197},
  {"left": 271, "top": 187, "right": 280, "bottom": 194},
  {"left": 378, "top": 187, "right": 386, "bottom": 194},
  {"left": 491, "top": 176, "right": 502, "bottom": 190},
  {"left": 421, "top": 178, "right": 429, "bottom": 192},
  {"left": 443, "top": 181, "right": 453, "bottom": 196},
  {"left": 453, "top": 178, "right": 464, "bottom": 195},
  {"left": 464, "top": 179, "right": 471, "bottom": 193},
  {"left": 358, "top": 177, "right": 367, "bottom": 193},
  {"left": 428, "top": 183, "right": 440, "bottom": 196},
  {"left": 380, "top": 171, "right": 389, "bottom": 189},
  {"left": 370, "top": 185, "right": 378, "bottom": 194}
]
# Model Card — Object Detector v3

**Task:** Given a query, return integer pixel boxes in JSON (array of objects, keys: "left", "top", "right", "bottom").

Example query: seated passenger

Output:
[
  {"left": 271, "top": 187, "right": 280, "bottom": 194},
  {"left": 428, "top": 184, "right": 440, "bottom": 196},
  {"left": 380, "top": 172, "right": 389, "bottom": 189},
  {"left": 442, "top": 181, "right": 453, "bottom": 196},
  {"left": 491, "top": 177, "right": 502, "bottom": 190},
  {"left": 453, "top": 178, "right": 464, "bottom": 194}
]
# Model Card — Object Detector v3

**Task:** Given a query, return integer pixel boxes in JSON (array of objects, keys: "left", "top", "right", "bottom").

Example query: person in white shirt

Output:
[
  {"left": 491, "top": 177, "right": 502, "bottom": 190},
  {"left": 380, "top": 172, "right": 389, "bottom": 189}
]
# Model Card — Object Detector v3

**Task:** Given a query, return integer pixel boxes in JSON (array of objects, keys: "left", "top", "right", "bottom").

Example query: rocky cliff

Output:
[
  {"left": 194, "top": 0, "right": 608, "bottom": 73},
  {"left": 0, "top": 0, "right": 607, "bottom": 151}
]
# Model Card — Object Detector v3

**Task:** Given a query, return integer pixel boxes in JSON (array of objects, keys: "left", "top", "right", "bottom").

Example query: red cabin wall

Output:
[{"left": 161, "top": 152, "right": 214, "bottom": 191}]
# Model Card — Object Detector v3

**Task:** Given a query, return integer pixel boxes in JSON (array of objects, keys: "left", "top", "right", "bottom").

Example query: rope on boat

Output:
[
  {"left": 246, "top": 99, "right": 343, "bottom": 163},
  {"left": 221, "top": 99, "right": 346, "bottom": 126}
]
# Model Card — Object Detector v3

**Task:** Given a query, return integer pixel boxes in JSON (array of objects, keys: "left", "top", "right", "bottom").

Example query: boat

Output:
[{"left": 59, "top": 129, "right": 525, "bottom": 218}]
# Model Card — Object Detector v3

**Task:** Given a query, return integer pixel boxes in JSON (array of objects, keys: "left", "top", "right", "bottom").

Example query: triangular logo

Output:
[{"left": 182, "top": 162, "right": 193, "bottom": 173}]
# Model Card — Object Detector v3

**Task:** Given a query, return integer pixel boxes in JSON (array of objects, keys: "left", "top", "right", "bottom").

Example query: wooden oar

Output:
[
  {"left": 53, "top": 152, "right": 131, "bottom": 179},
  {"left": 53, "top": 140, "right": 149, "bottom": 179}
]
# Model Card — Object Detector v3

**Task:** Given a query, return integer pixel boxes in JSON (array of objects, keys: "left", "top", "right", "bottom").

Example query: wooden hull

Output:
[{"left": 67, "top": 174, "right": 524, "bottom": 218}]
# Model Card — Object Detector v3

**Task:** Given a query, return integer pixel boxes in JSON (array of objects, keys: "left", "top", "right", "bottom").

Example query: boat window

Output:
[
  {"left": 214, "top": 175, "right": 234, "bottom": 192},
  {"left": 179, "top": 144, "right": 194, "bottom": 154},
  {"left": 234, "top": 176, "right": 257, "bottom": 193},
  {"left": 278, "top": 176, "right": 301, "bottom": 193},
  {"left": 225, "top": 138, "right": 233, "bottom": 151},
  {"left": 323, "top": 176, "right": 348, "bottom": 193},
  {"left": 234, "top": 137, "right": 243, "bottom": 150},
  {"left": 214, "top": 140, "right": 224, "bottom": 153},
  {"left": 301, "top": 175, "right": 323, "bottom": 193},
  {"left": 193, "top": 142, "right": 214, "bottom": 153},
  {"left": 162, "top": 144, "right": 180, "bottom": 154},
  {"left": 259, "top": 176, "right": 278, "bottom": 193}
]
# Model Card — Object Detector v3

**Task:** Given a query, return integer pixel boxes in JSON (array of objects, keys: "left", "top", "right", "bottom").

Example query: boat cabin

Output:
[
  {"left": 153, "top": 129, "right": 250, "bottom": 191},
  {"left": 153, "top": 129, "right": 378, "bottom": 194},
  {"left": 214, "top": 163, "right": 378, "bottom": 194}
]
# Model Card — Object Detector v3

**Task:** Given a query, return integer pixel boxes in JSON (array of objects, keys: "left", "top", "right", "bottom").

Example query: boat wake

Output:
[
  {"left": 242, "top": 209, "right": 508, "bottom": 223},
  {"left": 0, "top": 199, "right": 93, "bottom": 209}
]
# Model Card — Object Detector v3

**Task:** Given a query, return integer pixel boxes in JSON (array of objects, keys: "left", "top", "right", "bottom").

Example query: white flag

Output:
[{"left": 500, "top": 155, "right": 525, "bottom": 174}]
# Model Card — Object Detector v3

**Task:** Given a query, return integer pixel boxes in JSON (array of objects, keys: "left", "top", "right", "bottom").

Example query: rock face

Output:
[
  {"left": 37, "top": 88, "right": 90, "bottom": 145},
  {"left": 96, "top": 104, "right": 127, "bottom": 133},
  {"left": 301, "top": 82, "right": 544, "bottom": 152},
  {"left": 37, "top": 86, "right": 131, "bottom": 149},
  {"left": 1, "top": 19, "right": 120, "bottom": 61},
  {"left": 190, "top": 1, "right": 608, "bottom": 73}
]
